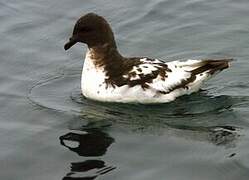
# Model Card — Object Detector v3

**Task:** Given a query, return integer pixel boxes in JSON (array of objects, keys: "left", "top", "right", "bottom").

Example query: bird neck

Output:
[{"left": 87, "top": 43, "right": 123, "bottom": 69}]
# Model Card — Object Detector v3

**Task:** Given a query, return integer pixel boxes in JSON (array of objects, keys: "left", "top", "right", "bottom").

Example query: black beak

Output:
[{"left": 64, "top": 36, "right": 78, "bottom": 50}]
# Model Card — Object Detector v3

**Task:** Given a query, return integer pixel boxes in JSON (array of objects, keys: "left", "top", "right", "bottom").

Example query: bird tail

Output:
[
  {"left": 190, "top": 59, "right": 232, "bottom": 75},
  {"left": 173, "top": 59, "right": 232, "bottom": 92}
]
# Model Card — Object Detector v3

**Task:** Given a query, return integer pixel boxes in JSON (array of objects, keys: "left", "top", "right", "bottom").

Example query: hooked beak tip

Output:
[
  {"left": 64, "top": 42, "right": 71, "bottom": 51},
  {"left": 64, "top": 37, "right": 77, "bottom": 51}
]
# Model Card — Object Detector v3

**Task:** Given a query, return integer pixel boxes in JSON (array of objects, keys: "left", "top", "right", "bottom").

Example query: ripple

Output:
[{"left": 28, "top": 72, "right": 247, "bottom": 128}]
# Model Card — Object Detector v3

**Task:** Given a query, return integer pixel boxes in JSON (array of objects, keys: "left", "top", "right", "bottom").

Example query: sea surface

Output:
[{"left": 1, "top": 0, "right": 249, "bottom": 179}]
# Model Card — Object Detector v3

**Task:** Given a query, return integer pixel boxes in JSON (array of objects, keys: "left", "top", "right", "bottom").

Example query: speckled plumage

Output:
[
  {"left": 65, "top": 13, "right": 231, "bottom": 104},
  {"left": 81, "top": 50, "right": 229, "bottom": 103}
]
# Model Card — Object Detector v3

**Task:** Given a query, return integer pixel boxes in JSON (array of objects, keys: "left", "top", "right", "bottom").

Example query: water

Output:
[{"left": 1, "top": 0, "right": 249, "bottom": 179}]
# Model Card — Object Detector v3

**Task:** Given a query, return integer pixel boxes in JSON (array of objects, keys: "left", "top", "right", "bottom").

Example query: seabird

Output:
[{"left": 64, "top": 13, "right": 231, "bottom": 104}]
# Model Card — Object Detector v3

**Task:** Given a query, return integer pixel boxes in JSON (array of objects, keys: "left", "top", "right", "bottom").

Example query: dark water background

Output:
[{"left": 1, "top": 0, "right": 249, "bottom": 179}]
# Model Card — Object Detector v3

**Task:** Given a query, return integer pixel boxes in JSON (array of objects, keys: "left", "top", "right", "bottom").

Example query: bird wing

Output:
[{"left": 128, "top": 58, "right": 231, "bottom": 94}]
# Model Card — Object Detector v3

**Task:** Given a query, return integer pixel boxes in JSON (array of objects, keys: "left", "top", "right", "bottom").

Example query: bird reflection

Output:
[
  {"left": 61, "top": 92, "right": 243, "bottom": 180},
  {"left": 62, "top": 160, "right": 116, "bottom": 180},
  {"left": 60, "top": 129, "right": 114, "bottom": 156},
  {"left": 166, "top": 124, "right": 239, "bottom": 147},
  {"left": 60, "top": 128, "right": 115, "bottom": 180}
]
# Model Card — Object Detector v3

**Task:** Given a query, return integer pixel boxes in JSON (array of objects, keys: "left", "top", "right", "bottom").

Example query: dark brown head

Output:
[{"left": 64, "top": 13, "right": 116, "bottom": 50}]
